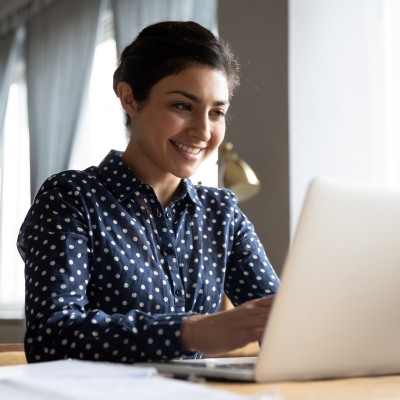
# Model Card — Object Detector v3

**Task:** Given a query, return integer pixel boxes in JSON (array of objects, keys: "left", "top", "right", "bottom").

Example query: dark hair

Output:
[{"left": 113, "top": 21, "right": 240, "bottom": 128}]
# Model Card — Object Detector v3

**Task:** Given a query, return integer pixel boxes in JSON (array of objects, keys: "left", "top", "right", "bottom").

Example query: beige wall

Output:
[
  {"left": 0, "top": 0, "right": 30, "bottom": 19},
  {"left": 218, "top": 0, "right": 289, "bottom": 275},
  {"left": 0, "top": 319, "right": 24, "bottom": 343}
]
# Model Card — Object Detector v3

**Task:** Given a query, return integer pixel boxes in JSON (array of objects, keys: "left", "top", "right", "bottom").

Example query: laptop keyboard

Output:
[
  {"left": 216, "top": 363, "right": 256, "bottom": 370},
  {"left": 176, "top": 361, "right": 256, "bottom": 370}
]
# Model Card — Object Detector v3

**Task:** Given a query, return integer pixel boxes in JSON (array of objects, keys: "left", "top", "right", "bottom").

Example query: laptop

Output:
[{"left": 137, "top": 177, "right": 400, "bottom": 382}]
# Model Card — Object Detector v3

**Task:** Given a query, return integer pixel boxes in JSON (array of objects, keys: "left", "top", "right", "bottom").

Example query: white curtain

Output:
[
  {"left": 26, "top": 0, "right": 102, "bottom": 199},
  {"left": 0, "top": 30, "right": 21, "bottom": 309},
  {"left": 0, "top": 30, "right": 19, "bottom": 186},
  {"left": 0, "top": 33, "right": 14, "bottom": 141},
  {"left": 0, "top": 28, "right": 24, "bottom": 318},
  {"left": 111, "top": 0, "right": 218, "bottom": 53}
]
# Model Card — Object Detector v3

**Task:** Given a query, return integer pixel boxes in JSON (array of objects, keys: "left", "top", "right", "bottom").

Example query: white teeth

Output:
[{"left": 171, "top": 141, "right": 201, "bottom": 155}]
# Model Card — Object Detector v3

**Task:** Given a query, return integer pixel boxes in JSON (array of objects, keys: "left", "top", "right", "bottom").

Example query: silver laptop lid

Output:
[{"left": 256, "top": 177, "right": 400, "bottom": 382}]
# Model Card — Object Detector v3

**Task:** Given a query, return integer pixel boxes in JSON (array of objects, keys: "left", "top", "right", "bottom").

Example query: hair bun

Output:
[{"left": 113, "top": 20, "right": 239, "bottom": 131}]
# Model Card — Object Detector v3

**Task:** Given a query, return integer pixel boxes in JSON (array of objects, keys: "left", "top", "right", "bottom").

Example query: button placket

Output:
[
  {"left": 163, "top": 212, "right": 186, "bottom": 311},
  {"left": 164, "top": 207, "right": 172, "bottom": 220},
  {"left": 149, "top": 200, "right": 185, "bottom": 311},
  {"left": 164, "top": 251, "right": 185, "bottom": 311}
]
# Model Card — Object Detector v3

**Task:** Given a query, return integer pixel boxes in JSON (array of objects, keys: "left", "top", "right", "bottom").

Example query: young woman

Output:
[{"left": 18, "top": 21, "right": 279, "bottom": 364}]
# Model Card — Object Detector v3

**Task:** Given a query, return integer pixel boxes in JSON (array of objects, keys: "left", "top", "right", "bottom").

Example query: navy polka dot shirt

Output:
[{"left": 17, "top": 150, "right": 280, "bottom": 364}]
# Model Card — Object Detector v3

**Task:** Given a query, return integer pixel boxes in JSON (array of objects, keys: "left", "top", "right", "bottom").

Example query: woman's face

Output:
[{"left": 124, "top": 66, "right": 230, "bottom": 183}]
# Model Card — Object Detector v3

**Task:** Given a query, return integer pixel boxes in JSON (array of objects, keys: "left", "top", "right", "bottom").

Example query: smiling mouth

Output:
[{"left": 170, "top": 140, "right": 203, "bottom": 155}]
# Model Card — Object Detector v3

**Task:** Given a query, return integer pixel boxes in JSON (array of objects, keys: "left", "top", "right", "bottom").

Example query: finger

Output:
[
  {"left": 239, "top": 296, "right": 275, "bottom": 310},
  {"left": 252, "top": 295, "right": 276, "bottom": 306},
  {"left": 243, "top": 327, "right": 265, "bottom": 343},
  {"left": 238, "top": 299, "right": 275, "bottom": 315},
  {"left": 230, "top": 309, "right": 270, "bottom": 330},
  {"left": 230, "top": 299, "right": 274, "bottom": 320}
]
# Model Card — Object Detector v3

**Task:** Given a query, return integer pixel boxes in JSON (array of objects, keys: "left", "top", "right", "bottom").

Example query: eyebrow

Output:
[{"left": 166, "top": 90, "right": 229, "bottom": 106}]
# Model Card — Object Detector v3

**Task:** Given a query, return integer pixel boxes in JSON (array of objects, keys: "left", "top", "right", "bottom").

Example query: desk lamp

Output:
[{"left": 218, "top": 141, "right": 261, "bottom": 202}]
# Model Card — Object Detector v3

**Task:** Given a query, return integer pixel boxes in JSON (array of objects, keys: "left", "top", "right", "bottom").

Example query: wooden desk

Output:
[
  {"left": 206, "top": 375, "right": 400, "bottom": 400},
  {"left": 1, "top": 345, "right": 399, "bottom": 400},
  {"left": 0, "top": 344, "right": 24, "bottom": 353},
  {"left": 0, "top": 344, "right": 26, "bottom": 366}
]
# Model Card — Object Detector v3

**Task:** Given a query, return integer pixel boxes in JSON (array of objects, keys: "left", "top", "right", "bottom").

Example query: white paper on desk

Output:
[
  {"left": 0, "top": 380, "right": 73, "bottom": 400},
  {"left": 0, "top": 376, "right": 280, "bottom": 400},
  {"left": 0, "top": 359, "right": 280, "bottom": 400},
  {"left": 0, "top": 358, "right": 157, "bottom": 380}
]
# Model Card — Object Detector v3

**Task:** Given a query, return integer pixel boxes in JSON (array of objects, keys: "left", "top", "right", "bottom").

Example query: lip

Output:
[
  {"left": 170, "top": 140, "right": 205, "bottom": 160},
  {"left": 170, "top": 139, "right": 205, "bottom": 154}
]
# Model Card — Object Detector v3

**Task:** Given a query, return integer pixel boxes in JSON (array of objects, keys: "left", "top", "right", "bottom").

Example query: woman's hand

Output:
[{"left": 181, "top": 295, "right": 275, "bottom": 356}]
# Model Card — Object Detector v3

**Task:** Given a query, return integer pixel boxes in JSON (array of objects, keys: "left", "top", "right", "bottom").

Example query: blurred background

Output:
[{"left": 0, "top": 0, "right": 399, "bottom": 342}]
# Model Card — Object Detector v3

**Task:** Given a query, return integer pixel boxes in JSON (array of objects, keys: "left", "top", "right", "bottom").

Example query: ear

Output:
[{"left": 117, "top": 82, "right": 138, "bottom": 117}]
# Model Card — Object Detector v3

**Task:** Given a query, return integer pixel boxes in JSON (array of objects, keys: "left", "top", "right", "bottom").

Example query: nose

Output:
[{"left": 188, "top": 113, "right": 211, "bottom": 142}]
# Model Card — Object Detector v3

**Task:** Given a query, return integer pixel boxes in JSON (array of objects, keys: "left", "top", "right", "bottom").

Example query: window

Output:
[
  {"left": 68, "top": 6, "right": 126, "bottom": 170},
  {"left": 0, "top": 56, "right": 29, "bottom": 317},
  {"left": 289, "top": 0, "right": 400, "bottom": 236},
  {"left": 382, "top": 0, "right": 400, "bottom": 189}
]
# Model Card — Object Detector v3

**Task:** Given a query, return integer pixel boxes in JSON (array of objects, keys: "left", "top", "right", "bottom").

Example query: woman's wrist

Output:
[{"left": 181, "top": 314, "right": 204, "bottom": 353}]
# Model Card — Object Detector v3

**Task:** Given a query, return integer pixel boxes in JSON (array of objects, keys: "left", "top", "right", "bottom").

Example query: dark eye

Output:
[
  {"left": 175, "top": 103, "right": 191, "bottom": 111},
  {"left": 210, "top": 110, "right": 226, "bottom": 119}
]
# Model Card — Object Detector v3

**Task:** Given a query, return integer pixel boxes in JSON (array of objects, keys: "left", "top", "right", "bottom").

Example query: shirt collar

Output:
[
  {"left": 184, "top": 178, "right": 203, "bottom": 208},
  {"left": 98, "top": 150, "right": 142, "bottom": 201},
  {"left": 98, "top": 150, "right": 203, "bottom": 208}
]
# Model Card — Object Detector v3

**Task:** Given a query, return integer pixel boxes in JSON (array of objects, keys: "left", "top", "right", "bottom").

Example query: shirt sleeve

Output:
[
  {"left": 224, "top": 191, "right": 280, "bottom": 306},
  {"left": 18, "top": 178, "right": 195, "bottom": 364}
]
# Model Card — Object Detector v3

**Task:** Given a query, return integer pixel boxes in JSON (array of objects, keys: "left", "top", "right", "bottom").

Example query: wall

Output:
[
  {"left": 0, "top": 319, "right": 24, "bottom": 343},
  {"left": 218, "top": 0, "right": 290, "bottom": 275},
  {"left": 288, "top": 0, "right": 393, "bottom": 235},
  {"left": 0, "top": 0, "right": 28, "bottom": 17}
]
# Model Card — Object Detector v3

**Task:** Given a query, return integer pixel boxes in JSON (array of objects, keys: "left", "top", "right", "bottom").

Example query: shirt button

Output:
[
  {"left": 175, "top": 289, "right": 183, "bottom": 296},
  {"left": 166, "top": 212, "right": 172, "bottom": 218},
  {"left": 166, "top": 247, "right": 174, "bottom": 255}
]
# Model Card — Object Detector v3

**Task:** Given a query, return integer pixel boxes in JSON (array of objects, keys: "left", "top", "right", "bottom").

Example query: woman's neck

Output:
[
  {"left": 153, "top": 180, "right": 182, "bottom": 209},
  {"left": 121, "top": 147, "right": 181, "bottom": 209}
]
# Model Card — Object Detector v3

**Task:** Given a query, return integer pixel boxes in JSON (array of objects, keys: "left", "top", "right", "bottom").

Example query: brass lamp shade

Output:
[{"left": 218, "top": 142, "right": 261, "bottom": 202}]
